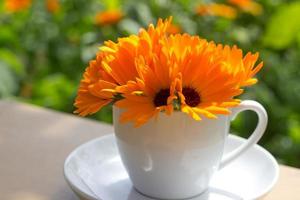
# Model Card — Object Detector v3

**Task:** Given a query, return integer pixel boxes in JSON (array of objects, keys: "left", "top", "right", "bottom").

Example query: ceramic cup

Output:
[{"left": 113, "top": 100, "right": 268, "bottom": 199}]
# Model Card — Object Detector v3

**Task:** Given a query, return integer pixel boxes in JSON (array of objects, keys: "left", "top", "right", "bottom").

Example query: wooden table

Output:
[{"left": 0, "top": 100, "right": 299, "bottom": 200}]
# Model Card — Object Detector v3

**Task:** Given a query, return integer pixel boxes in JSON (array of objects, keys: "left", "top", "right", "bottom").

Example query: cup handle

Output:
[{"left": 219, "top": 100, "right": 268, "bottom": 169}]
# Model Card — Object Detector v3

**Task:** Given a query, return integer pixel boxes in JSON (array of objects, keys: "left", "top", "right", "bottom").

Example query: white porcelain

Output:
[
  {"left": 113, "top": 100, "right": 268, "bottom": 199},
  {"left": 64, "top": 134, "right": 279, "bottom": 200}
]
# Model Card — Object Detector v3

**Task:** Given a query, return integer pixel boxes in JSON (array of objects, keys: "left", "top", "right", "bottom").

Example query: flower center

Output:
[
  {"left": 182, "top": 87, "right": 201, "bottom": 107},
  {"left": 153, "top": 88, "right": 170, "bottom": 107}
]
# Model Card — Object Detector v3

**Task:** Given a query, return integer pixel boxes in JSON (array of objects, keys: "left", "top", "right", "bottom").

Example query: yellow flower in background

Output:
[
  {"left": 74, "top": 17, "right": 263, "bottom": 126},
  {"left": 196, "top": 3, "right": 237, "bottom": 19},
  {"left": 5, "top": 0, "right": 31, "bottom": 12},
  {"left": 95, "top": 9, "right": 123, "bottom": 26},
  {"left": 46, "top": 0, "right": 60, "bottom": 13},
  {"left": 229, "top": 0, "right": 263, "bottom": 15}
]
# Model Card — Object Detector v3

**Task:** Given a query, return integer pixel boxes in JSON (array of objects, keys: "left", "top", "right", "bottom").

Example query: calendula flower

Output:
[
  {"left": 229, "top": 0, "right": 262, "bottom": 15},
  {"left": 46, "top": 0, "right": 60, "bottom": 13},
  {"left": 216, "top": 45, "right": 263, "bottom": 87},
  {"left": 74, "top": 51, "right": 118, "bottom": 116},
  {"left": 97, "top": 17, "right": 173, "bottom": 86},
  {"left": 74, "top": 17, "right": 263, "bottom": 126},
  {"left": 75, "top": 18, "right": 173, "bottom": 117},
  {"left": 167, "top": 37, "right": 236, "bottom": 120},
  {"left": 104, "top": 18, "right": 178, "bottom": 125},
  {"left": 163, "top": 34, "right": 262, "bottom": 120},
  {"left": 5, "top": 0, "right": 31, "bottom": 12},
  {"left": 167, "top": 23, "right": 182, "bottom": 34},
  {"left": 196, "top": 3, "right": 237, "bottom": 19},
  {"left": 95, "top": 9, "right": 123, "bottom": 26},
  {"left": 115, "top": 58, "right": 177, "bottom": 126}
]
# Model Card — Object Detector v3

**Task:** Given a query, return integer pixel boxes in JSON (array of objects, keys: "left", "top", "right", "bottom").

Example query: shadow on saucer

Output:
[{"left": 125, "top": 186, "right": 243, "bottom": 200}]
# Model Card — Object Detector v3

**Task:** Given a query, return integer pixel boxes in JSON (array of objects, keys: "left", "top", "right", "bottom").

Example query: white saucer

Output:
[{"left": 64, "top": 134, "right": 279, "bottom": 200}]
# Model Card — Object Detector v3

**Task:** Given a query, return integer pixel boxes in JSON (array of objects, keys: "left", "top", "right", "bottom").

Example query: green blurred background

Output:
[{"left": 1, "top": 0, "right": 300, "bottom": 167}]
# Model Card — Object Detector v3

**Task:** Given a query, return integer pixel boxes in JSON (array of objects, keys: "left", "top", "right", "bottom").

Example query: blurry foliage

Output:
[
  {"left": 263, "top": 1, "right": 300, "bottom": 49},
  {"left": 1, "top": 0, "right": 300, "bottom": 167}
]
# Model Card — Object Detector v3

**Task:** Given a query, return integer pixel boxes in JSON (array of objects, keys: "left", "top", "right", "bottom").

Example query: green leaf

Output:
[
  {"left": 103, "top": 0, "right": 120, "bottom": 9},
  {"left": 296, "top": 31, "right": 300, "bottom": 48},
  {"left": 0, "top": 49, "right": 24, "bottom": 76},
  {"left": 31, "top": 74, "right": 75, "bottom": 111},
  {"left": 288, "top": 114, "right": 300, "bottom": 143},
  {"left": 263, "top": 2, "right": 300, "bottom": 49},
  {"left": 0, "top": 26, "right": 18, "bottom": 46}
]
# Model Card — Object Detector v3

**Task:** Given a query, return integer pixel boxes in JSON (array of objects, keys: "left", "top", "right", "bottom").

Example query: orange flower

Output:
[
  {"left": 101, "top": 18, "right": 176, "bottom": 125},
  {"left": 216, "top": 45, "right": 263, "bottom": 87},
  {"left": 98, "top": 17, "right": 173, "bottom": 85},
  {"left": 5, "top": 0, "right": 31, "bottom": 12},
  {"left": 229, "top": 0, "right": 262, "bottom": 15},
  {"left": 74, "top": 17, "right": 263, "bottom": 126},
  {"left": 115, "top": 32, "right": 262, "bottom": 123},
  {"left": 74, "top": 52, "right": 118, "bottom": 116},
  {"left": 95, "top": 9, "right": 123, "bottom": 26},
  {"left": 167, "top": 23, "right": 182, "bottom": 34},
  {"left": 161, "top": 34, "right": 258, "bottom": 121},
  {"left": 74, "top": 18, "right": 173, "bottom": 117},
  {"left": 196, "top": 3, "right": 237, "bottom": 19},
  {"left": 114, "top": 44, "right": 178, "bottom": 126},
  {"left": 46, "top": 0, "right": 60, "bottom": 13}
]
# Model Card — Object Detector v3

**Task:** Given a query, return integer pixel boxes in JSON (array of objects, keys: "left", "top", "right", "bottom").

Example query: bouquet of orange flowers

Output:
[{"left": 74, "top": 17, "right": 263, "bottom": 127}]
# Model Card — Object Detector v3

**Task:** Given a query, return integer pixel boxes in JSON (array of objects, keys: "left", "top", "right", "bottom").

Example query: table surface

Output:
[{"left": 0, "top": 100, "right": 299, "bottom": 200}]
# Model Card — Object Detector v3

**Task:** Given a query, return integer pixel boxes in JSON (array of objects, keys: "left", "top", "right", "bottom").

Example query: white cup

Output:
[{"left": 113, "top": 100, "right": 268, "bottom": 199}]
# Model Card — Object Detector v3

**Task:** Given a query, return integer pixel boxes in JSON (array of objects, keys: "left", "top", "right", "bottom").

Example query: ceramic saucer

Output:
[{"left": 64, "top": 134, "right": 279, "bottom": 200}]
